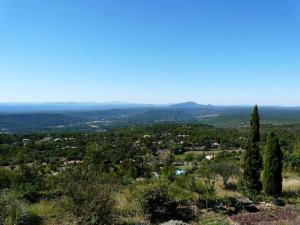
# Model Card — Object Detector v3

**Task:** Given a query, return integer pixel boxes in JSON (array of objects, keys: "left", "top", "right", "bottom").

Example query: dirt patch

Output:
[{"left": 228, "top": 205, "right": 300, "bottom": 225}]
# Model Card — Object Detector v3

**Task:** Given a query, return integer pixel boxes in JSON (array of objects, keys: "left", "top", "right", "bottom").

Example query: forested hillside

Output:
[
  {"left": 1, "top": 104, "right": 300, "bottom": 132},
  {"left": 1, "top": 109, "right": 300, "bottom": 224}
]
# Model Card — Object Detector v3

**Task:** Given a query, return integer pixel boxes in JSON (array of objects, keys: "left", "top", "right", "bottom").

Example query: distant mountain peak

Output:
[{"left": 169, "top": 102, "right": 204, "bottom": 109}]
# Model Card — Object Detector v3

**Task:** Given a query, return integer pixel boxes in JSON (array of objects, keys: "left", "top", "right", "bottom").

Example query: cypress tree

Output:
[
  {"left": 263, "top": 132, "right": 283, "bottom": 197},
  {"left": 242, "top": 105, "right": 263, "bottom": 193},
  {"left": 249, "top": 105, "right": 260, "bottom": 143}
]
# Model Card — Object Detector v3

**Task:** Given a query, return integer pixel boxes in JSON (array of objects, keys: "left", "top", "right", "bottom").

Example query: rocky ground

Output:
[{"left": 228, "top": 205, "right": 300, "bottom": 225}]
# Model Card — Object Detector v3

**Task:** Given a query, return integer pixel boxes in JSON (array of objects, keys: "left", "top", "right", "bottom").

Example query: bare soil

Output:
[{"left": 228, "top": 205, "right": 300, "bottom": 225}]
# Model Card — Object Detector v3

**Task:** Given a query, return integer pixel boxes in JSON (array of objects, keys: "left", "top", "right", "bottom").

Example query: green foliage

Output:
[
  {"left": 184, "top": 153, "right": 195, "bottom": 161},
  {"left": 0, "top": 169, "right": 12, "bottom": 190},
  {"left": 237, "top": 176, "right": 259, "bottom": 200},
  {"left": 249, "top": 105, "right": 260, "bottom": 143},
  {"left": 161, "top": 165, "right": 176, "bottom": 182},
  {"left": 284, "top": 143, "right": 300, "bottom": 173},
  {"left": 208, "top": 161, "right": 240, "bottom": 188},
  {"left": 190, "top": 163, "right": 217, "bottom": 208},
  {"left": 84, "top": 143, "right": 113, "bottom": 172},
  {"left": 243, "top": 142, "right": 262, "bottom": 192},
  {"left": 169, "top": 143, "right": 184, "bottom": 155},
  {"left": 139, "top": 183, "right": 178, "bottom": 223},
  {"left": 188, "top": 177, "right": 215, "bottom": 197},
  {"left": 78, "top": 189, "right": 117, "bottom": 225},
  {"left": 60, "top": 167, "right": 119, "bottom": 225},
  {"left": 262, "top": 132, "right": 283, "bottom": 197},
  {"left": 242, "top": 105, "right": 262, "bottom": 194},
  {"left": 12, "top": 165, "right": 46, "bottom": 203},
  {"left": 15, "top": 211, "right": 42, "bottom": 225},
  {"left": 0, "top": 191, "right": 42, "bottom": 225},
  {"left": 0, "top": 121, "right": 300, "bottom": 224},
  {"left": 197, "top": 196, "right": 236, "bottom": 210}
]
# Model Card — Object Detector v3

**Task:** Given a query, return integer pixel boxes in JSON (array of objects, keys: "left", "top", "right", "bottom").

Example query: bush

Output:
[
  {"left": 197, "top": 196, "right": 236, "bottom": 210},
  {"left": 79, "top": 190, "right": 117, "bottom": 225},
  {"left": 208, "top": 161, "right": 240, "bottom": 188},
  {"left": 0, "top": 190, "right": 42, "bottom": 225},
  {"left": 16, "top": 210, "right": 42, "bottom": 225},
  {"left": 237, "top": 177, "right": 261, "bottom": 201},
  {"left": 23, "top": 191, "right": 41, "bottom": 203},
  {"left": 140, "top": 183, "right": 177, "bottom": 223},
  {"left": 61, "top": 168, "right": 119, "bottom": 225},
  {"left": 0, "top": 168, "right": 12, "bottom": 190},
  {"left": 188, "top": 177, "right": 215, "bottom": 197},
  {"left": 184, "top": 154, "right": 194, "bottom": 162}
]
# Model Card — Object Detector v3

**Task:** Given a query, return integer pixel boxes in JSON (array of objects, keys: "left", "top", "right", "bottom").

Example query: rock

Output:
[
  {"left": 272, "top": 198, "right": 286, "bottom": 206},
  {"left": 235, "top": 197, "right": 255, "bottom": 213},
  {"left": 245, "top": 204, "right": 259, "bottom": 212},
  {"left": 236, "top": 197, "right": 253, "bottom": 205},
  {"left": 160, "top": 220, "right": 189, "bottom": 225}
]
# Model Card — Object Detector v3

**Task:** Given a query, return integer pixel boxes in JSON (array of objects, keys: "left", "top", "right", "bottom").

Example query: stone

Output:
[
  {"left": 236, "top": 197, "right": 253, "bottom": 205},
  {"left": 160, "top": 220, "right": 189, "bottom": 225},
  {"left": 272, "top": 198, "right": 286, "bottom": 206}
]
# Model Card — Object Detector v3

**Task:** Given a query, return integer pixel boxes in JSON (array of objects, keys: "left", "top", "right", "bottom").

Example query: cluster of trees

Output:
[
  {"left": 0, "top": 124, "right": 247, "bottom": 168},
  {"left": 242, "top": 106, "right": 283, "bottom": 198}
]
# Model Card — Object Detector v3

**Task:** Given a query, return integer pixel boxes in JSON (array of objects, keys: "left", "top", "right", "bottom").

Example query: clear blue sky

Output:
[{"left": 0, "top": 0, "right": 300, "bottom": 105}]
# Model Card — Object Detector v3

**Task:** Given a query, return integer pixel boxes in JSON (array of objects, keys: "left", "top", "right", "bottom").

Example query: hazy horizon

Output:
[{"left": 0, "top": 101, "right": 299, "bottom": 108}]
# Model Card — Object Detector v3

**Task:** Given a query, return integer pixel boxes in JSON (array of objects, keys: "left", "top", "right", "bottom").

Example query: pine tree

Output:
[
  {"left": 242, "top": 105, "right": 263, "bottom": 193},
  {"left": 263, "top": 132, "right": 283, "bottom": 197}
]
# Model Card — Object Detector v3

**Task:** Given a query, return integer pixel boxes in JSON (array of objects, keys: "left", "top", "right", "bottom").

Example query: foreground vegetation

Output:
[{"left": 0, "top": 107, "right": 300, "bottom": 224}]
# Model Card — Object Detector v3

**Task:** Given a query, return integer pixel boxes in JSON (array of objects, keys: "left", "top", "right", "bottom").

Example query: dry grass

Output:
[
  {"left": 283, "top": 177, "right": 300, "bottom": 193},
  {"left": 29, "top": 200, "right": 60, "bottom": 221},
  {"left": 214, "top": 176, "right": 241, "bottom": 198},
  {"left": 29, "top": 200, "right": 76, "bottom": 225},
  {"left": 192, "top": 211, "right": 227, "bottom": 225},
  {"left": 115, "top": 189, "right": 141, "bottom": 214},
  {"left": 114, "top": 187, "right": 147, "bottom": 224},
  {"left": 282, "top": 174, "right": 300, "bottom": 207}
]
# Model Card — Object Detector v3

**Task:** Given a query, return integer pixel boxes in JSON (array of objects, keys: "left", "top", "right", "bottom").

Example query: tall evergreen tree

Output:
[
  {"left": 263, "top": 132, "right": 283, "bottom": 197},
  {"left": 249, "top": 105, "right": 260, "bottom": 143},
  {"left": 242, "top": 105, "right": 263, "bottom": 193}
]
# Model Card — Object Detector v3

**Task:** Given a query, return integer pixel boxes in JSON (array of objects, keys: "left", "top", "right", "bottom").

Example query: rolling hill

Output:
[{"left": 0, "top": 102, "right": 300, "bottom": 132}]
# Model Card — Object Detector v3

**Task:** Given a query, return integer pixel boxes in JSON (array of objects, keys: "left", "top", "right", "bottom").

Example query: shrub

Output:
[
  {"left": 0, "top": 190, "right": 42, "bottom": 225},
  {"left": 139, "top": 183, "right": 177, "bottom": 223},
  {"left": 237, "top": 177, "right": 261, "bottom": 201},
  {"left": 184, "top": 153, "right": 194, "bottom": 162},
  {"left": 188, "top": 177, "right": 215, "bottom": 197},
  {"left": 79, "top": 190, "right": 117, "bottom": 225},
  {"left": 22, "top": 191, "right": 41, "bottom": 203},
  {"left": 208, "top": 161, "right": 240, "bottom": 188},
  {"left": 16, "top": 210, "right": 42, "bottom": 225},
  {"left": 197, "top": 196, "right": 236, "bottom": 210},
  {"left": 61, "top": 168, "right": 119, "bottom": 225},
  {"left": 0, "top": 168, "right": 12, "bottom": 190}
]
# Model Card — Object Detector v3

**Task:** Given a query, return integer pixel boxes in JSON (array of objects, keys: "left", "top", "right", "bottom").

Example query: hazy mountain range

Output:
[
  {"left": 0, "top": 102, "right": 158, "bottom": 113},
  {"left": 0, "top": 102, "right": 300, "bottom": 132}
]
